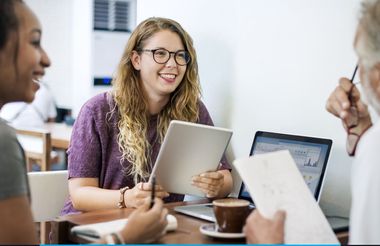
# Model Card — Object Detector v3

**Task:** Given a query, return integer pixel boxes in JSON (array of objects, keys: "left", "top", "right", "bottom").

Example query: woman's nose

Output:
[
  {"left": 165, "top": 53, "right": 177, "bottom": 67},
  {"left": 40, "top": 47, "right": 51, "bottom": 68}
]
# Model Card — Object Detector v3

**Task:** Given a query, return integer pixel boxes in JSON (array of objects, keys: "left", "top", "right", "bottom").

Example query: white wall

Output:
[
  {"left": 26, "top": 0, "right": 121, "bottom": 116},
  {"left": 25, "top": 0, "right": 74, "bottom": 109},
  {"left": 27, "top": 0, "right": 365, "bottom": 217},
  {"left": 233, "top": 0, "right": 359, "bottom": 217},
  {"left": 71, "top": 0, "right": 94, "bottom": 116}
]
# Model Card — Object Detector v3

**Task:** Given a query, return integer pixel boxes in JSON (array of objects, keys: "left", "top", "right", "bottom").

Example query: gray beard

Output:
[{"left": 362, "top": 73, "right": 380, "bottom": 115}]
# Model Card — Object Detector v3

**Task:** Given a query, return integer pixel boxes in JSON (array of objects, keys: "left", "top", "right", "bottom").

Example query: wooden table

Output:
[
  {"left": 50, "top": 200, "right": 349, "bottom": 244},
  {"left": 43, "top": 122, "right": 72, "bottom": 150}
]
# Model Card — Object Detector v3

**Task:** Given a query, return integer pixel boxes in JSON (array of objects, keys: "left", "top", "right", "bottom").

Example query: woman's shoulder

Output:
[
  {"left": 0, "top": 120, "right": 24, "bottom": 168},
  {"left": 0, "top": 119, "right": 16, "bottom": 142},
  {"left": 74, "top": 92, "right": 119, "bottom": 132},
  {"left": 79, "top": 92, "right": 116, "bottom": 116},
  {"left": 0, "top": 120, "right": 29, "bottom": 200},
  {"left": 198, "top": 99, "right": 206, "bottom": 109},
  {"left": 197, "top": 99, "right": 209, "bottom": 114},
  {"left": 84, "top": 92, "right": 113, "bottom": 108},
  {"left": 197, "top": 99, "right": 213, "bottom": 125}
]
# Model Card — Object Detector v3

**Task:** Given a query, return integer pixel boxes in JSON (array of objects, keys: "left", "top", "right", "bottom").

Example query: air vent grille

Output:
[{"left": 94, "top": 0, "right": 131, "bottom": 32}]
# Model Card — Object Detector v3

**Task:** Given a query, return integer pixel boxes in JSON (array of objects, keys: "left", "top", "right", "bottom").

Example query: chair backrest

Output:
[
  {"left": 27, "top": 170, "right": 69, "bottom": 222},
  {"left": 16, "top": 127, "right": 51, "bottom": 171}
]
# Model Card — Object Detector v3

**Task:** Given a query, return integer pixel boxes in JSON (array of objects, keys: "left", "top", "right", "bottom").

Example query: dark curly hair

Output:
[{"left": 0, "top": 0, "right": 23, "bottom": 50}]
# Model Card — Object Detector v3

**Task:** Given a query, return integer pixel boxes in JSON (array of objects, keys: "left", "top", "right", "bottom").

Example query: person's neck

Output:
[{"left": 147, "top": 95, "right": 170, "bottom": 115}]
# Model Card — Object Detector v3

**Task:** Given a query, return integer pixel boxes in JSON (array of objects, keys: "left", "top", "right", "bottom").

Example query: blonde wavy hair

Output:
[{"left": 112, "top": 17, "right": 201, "bottom": 184}]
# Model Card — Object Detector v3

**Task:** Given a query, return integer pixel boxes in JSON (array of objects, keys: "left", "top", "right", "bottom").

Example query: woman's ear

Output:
[{"left": 131, "top": 50, "right": 141, "bottom": 70}]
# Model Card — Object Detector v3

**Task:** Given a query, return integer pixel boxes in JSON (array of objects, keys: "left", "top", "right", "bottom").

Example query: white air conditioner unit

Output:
[{"left": 92, "top": 0, "right": 136, "bottom": 86}]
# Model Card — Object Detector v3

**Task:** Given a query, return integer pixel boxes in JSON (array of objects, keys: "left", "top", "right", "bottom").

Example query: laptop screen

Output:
[{"left": 239, "top": 131, "right": 332, "bottom": 202}]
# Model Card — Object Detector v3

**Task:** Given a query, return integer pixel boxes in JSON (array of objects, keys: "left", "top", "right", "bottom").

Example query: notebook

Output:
[
  {"left": 174, "top": 131, "right": 332, "bottom": 223},
  {"left": 71, "top": 214, "right": 177, "bottom": 241}
]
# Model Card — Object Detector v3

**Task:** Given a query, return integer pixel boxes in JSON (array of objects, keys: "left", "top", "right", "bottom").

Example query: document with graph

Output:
[{"left": 233, "top": 150, "right": 338, "bottom": 244}]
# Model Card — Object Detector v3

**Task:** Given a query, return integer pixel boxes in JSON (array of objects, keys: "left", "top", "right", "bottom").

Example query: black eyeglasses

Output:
[
  {"left": 138, "top": 48, "right": 190, "bottom": 66},
  {"left": 345, "top": 65, "right": 360, "bottom": 156}
]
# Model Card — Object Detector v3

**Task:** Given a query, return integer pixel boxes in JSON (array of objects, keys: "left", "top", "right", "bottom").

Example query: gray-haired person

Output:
[{"left": 244, "top": 0, "right": 380, "bottom": 244}]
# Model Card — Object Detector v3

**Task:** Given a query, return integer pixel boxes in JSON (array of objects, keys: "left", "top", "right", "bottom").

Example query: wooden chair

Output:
[
  {"left": 15, "top": 128, "right": 52, "bottom": 171},
  {"left": 28, "top": 170, "right": 69, "bottom": 244}
]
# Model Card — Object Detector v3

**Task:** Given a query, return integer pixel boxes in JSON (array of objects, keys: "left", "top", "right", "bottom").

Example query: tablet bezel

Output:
[{"left": 150, "top": 120, "right": 233, "bottom": 197}]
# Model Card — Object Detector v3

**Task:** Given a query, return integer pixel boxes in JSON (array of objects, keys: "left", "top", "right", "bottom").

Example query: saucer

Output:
[{"left": 199, "top": 223, "right": 245, "bottom": 239}]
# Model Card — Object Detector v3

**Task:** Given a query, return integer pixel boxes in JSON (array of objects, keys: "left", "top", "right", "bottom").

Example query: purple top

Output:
[{"left": 61, "top": 92, "right": 230, "bottom": 215}]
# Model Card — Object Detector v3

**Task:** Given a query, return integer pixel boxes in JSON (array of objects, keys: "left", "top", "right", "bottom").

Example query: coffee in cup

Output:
[{"left": 213, "top": 198, "right": 251, "bottom": 233}]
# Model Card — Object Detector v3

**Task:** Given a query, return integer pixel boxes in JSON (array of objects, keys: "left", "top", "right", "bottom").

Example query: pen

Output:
[
  {"left": 348, "top": 64, "right": 359, "bottom": 104},
  {"left": 350, "top": 64, "right": 358, "bottom": 83},
  {"left": 150, "top": 175, "right": 156, "bottom": 209}
]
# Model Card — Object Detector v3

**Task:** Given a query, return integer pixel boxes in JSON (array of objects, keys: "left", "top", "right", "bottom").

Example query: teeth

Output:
[
  {"left": 33, "top": 78, "right": 41, "bottom": 84},
  {"left": 160, "top": 74, "right": 175, "bottom": 79}
]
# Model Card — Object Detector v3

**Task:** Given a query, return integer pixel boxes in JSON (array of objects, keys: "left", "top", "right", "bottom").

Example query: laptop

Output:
[{"left": 174, "top": 131, "right": 333, "bottom": 223}]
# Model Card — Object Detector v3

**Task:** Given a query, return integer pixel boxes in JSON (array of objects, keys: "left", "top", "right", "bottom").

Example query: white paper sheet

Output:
[{"left": 233, "top": 150, "right": 339, "bottom": 244}]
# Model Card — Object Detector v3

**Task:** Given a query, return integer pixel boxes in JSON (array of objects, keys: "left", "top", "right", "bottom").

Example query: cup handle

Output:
[{"left": 214, "top": 223, "right": 220, "bottom": 232}]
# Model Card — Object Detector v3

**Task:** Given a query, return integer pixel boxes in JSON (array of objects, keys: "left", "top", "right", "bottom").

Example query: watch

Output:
[{"left": 117, "top": 186, "right": 129, "bottom": 208}]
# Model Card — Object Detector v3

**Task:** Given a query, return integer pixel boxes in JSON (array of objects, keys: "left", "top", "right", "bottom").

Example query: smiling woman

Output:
[
  {"left": 0, "top": 1, "right": 50, "bottom": 106},
  {"left": 0, "top": 0, "right": 49, "bottom": 244},
  {"left": 62, "top": 17, "right": 233, "bottom": 215}
]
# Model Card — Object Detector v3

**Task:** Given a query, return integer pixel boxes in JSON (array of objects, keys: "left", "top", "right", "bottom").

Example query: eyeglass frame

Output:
[{"left": 137, "top": 48, "right": 191, "bottom": 66}]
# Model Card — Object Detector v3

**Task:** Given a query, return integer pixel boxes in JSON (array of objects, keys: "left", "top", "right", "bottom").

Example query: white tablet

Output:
[{"left": 150, "top": 120, "right": 233, "bottom": 197}]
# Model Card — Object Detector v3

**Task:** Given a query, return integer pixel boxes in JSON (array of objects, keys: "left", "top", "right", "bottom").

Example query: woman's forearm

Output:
[{"left": 70, "top": 186, "right": 120, "bottom": 211}]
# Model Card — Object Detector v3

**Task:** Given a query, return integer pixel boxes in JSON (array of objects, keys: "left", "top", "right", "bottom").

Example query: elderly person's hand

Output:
[
  {"left": 326, "top": 77, "right": 372, "bottom": 135},
  {"left": 125, "top": 182, "right": 169, "bottom": 208},
  {"left": 192, "top": 169, "right": 232, "bottom": 198},
  {"left": 243, "top": 210, "right": 286, "bottom": 244},
  {"left": 119, "top": 198, "right": 168, "bottom": 244}
]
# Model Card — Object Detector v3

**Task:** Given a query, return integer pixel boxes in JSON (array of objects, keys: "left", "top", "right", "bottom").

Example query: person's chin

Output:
[
  {"left": 162, "top": 86, "right": 178, "bottom": 95},
  {"left": 24, "top": 84, "right": 39, "bottom": 102},
  {"left": 24, "top": 92, "right": 36, "bottom": 103},
  {"left": 167, "top": 80, "right": 181, "bottom": 90}
]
